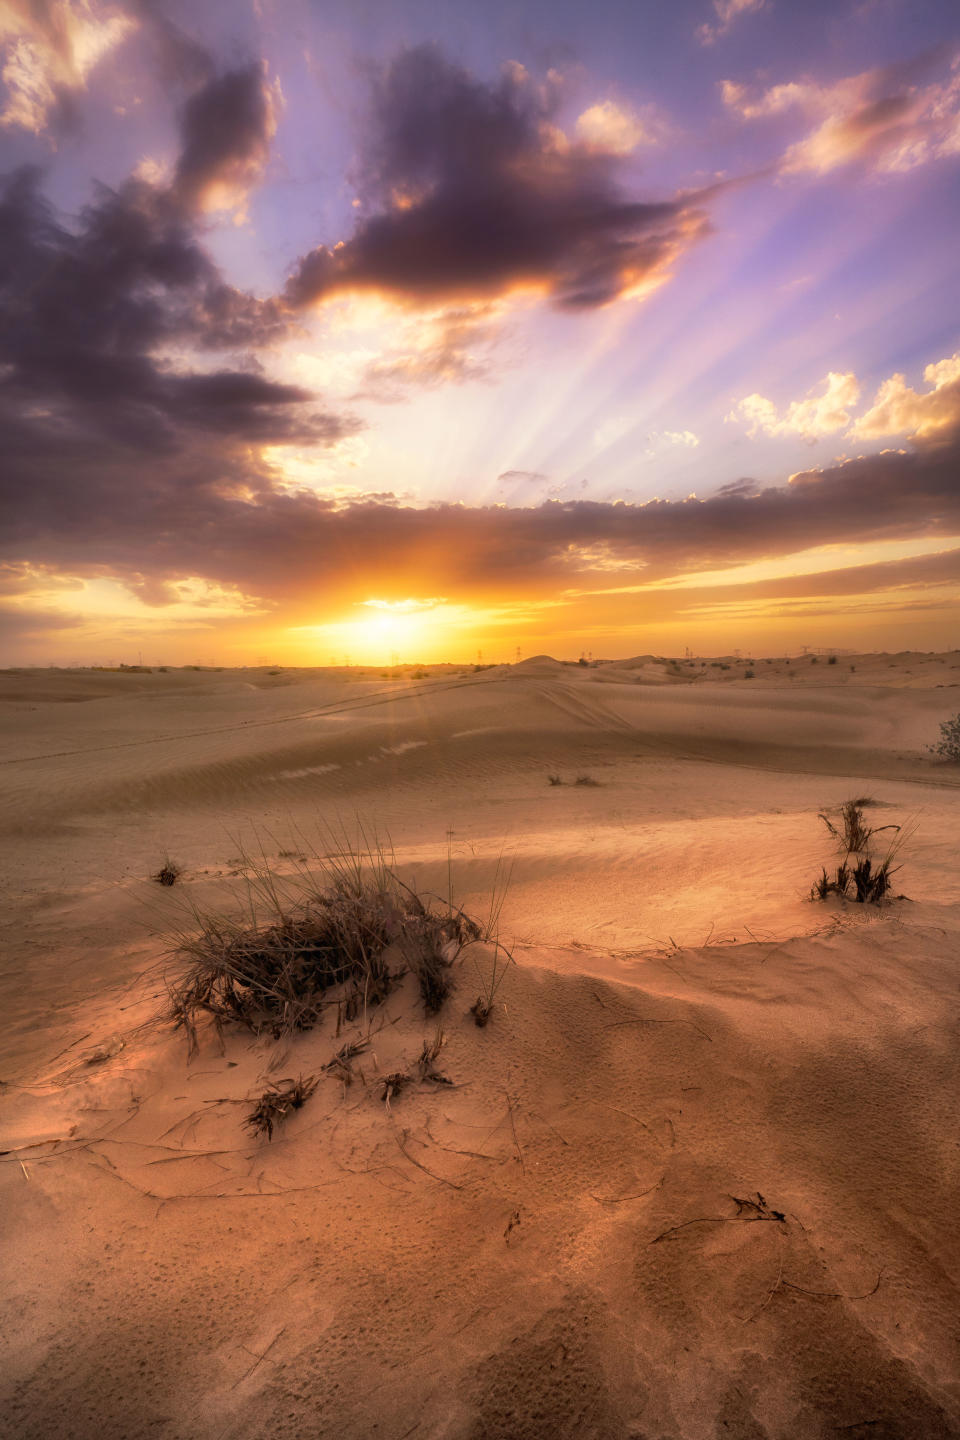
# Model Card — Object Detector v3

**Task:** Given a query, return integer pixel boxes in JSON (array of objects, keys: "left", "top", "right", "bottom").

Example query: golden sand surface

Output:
[{"left": 2, "top": 654, "right": 960, "bottom": 1438}]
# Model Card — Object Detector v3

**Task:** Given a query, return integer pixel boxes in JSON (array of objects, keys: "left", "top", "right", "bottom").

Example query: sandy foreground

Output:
[{"left": 2, "top": 653, "right": 960, "bottom": 1439}]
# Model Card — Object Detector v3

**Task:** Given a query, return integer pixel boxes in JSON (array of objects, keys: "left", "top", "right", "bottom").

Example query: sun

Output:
[
  {"left": 350, "top": 607, "right": 425, "bottom": 655},
  {"left": 311, "top": 599, "right": 437, "bottom": 664}
]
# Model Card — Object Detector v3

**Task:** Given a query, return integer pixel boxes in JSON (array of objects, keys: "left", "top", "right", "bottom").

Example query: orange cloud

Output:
[
  {"left": 850, "top": 353, "right": 960, "bottom": 441},
  {"left": 574, "top": 99, "right": 659, "bottom": 154}
]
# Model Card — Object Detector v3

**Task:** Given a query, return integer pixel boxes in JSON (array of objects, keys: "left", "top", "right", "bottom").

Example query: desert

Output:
[
  {"left": 4, "top": 5, "right": 960, "bottom": 1432},
  {"left": 2, "top": 653, "right": 960, "bottom": 1439}
]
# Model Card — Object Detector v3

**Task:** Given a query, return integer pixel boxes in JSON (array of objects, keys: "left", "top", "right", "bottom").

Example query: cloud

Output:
[
  {"left": 697, "top": 0, "right": 766, "bottom": 48},
  {"left": 574, "top": 99, "right": 658, "bottom": 154},
  {"left": 498, "top": 470, "right": 549, "bottom": 485},
  {"left": 0, "top": 158, "right": 341, "bottom": 455},
  {"left": 723, "top": 49, "right": 960, "bottom": 176},
  {"left": 286, "top": 45, "right": 708, "bottom": 314},
  {"left": 731, "top": 372, "right": 860, "bottom": 439},
  {"left": 173, "top": 61, "right": 279, "bottom": 217},
  {"left": 732, "top": 350, "right": 960, "bottom": 444},
  {"left": 850, "top": 353, "right": 960, "bottom": 440},
  {"left": 0, "top": 0, "right": 136, "bottom": 137},
  {"left": 356, "top": 304, "right": 500, "bottom": 399},
  {"left": 0, "top": 58, "right": 361, "bottom": 543},
  {"left": 5, "top": 390, "right": 960, "bottom": 621}
]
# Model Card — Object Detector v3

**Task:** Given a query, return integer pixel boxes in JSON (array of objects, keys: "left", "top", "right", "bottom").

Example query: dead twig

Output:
[
  {"left": 393, "top": 1127, "right": 463, "bottom": 1190},
  {"left": 505, "top": 1093, "right": 525, "bottom": 1174}
]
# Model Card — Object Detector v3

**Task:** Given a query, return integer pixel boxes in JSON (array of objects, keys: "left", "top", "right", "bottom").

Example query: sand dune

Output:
[{"left": 2, "top": 655, "right": 960, "bottom": 1437}]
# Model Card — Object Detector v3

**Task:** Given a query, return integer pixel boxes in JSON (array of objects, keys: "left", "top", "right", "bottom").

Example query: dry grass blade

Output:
[
  {"left": 321, "top": 1038, "right": 370, "bottom": 1087},
  {"left": 246, "top": 1075, "right": 319, "bottom": 1141},
  {"left": 417, "top": 1027, "right": 452, "bottom": 1085}
]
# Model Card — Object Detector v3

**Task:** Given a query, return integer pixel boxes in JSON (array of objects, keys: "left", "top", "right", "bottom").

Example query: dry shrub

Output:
[
  {"left": 154, "top": 857, "right": 182, "bottom": 887},
  {"left": 168, "top": 836, "right": 487, "bottom": 1053},
  {"left": 246, "top": 1075, "right": 319, "bottom": 1140}
]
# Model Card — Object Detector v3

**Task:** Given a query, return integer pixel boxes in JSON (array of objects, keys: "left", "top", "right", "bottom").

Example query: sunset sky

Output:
[{"left": 1, "top": 0, "right": 959, "bottom": 665}]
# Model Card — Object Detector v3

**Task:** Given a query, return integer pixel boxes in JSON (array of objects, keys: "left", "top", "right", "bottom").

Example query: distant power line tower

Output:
[{"left": 515, "top": 646, "right": 522, "bottom": 663}]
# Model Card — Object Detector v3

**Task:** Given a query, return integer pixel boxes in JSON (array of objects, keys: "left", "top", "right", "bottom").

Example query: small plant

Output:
[
  {"left": 929, "top": 713, "right": 960, "bottom": 762},
  {"left": 812, "top": 798, "right": 904, "bottom": 905},
  {"left": 828, "top": 655, "right": 838, "bottom": 665},
  {"left": 417, "top": 1028, "right": 452, "bottom": 1084},
  {"left": 574, "top": 774, "right": 601, "bottom": 787},
  {"left": 744, "top": 669, "right": 754, "bottom": 679},
  {"left": 469, "top": 941, "right": 514, "bottom": 1027},
  {"left": 246, "top": 1075, "right": 318, "bottom": 1140},
  {"left": 547, "top": 774, "right": 563, "bottom": 786},
  {"left": 819, "top": 798, "right": 894, "bottom": 855},
  {"left": 154, "top": 857, "right": 182, "bottom": 887},
  {"left": 380, "top": 1071, "right": 411, "bottom": 1105}
]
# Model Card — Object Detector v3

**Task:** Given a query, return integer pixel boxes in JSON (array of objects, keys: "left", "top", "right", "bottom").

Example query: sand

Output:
[{"left": 2, "top": 653, "right": 960, "bottom": 1438}]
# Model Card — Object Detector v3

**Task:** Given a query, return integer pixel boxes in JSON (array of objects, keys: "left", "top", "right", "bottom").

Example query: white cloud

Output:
[{"left": 731, "top": 372, "right": 860, "bottom": 439}]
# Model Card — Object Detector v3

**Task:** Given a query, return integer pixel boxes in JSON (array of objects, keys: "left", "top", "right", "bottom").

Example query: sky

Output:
[{"left": 1, "top": 0, "right": 959, "bottom": 665}]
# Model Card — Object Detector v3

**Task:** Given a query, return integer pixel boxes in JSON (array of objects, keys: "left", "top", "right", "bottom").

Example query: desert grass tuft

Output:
[
  {"left": 812, "top": 798, "right": 906, "bottom": 905},
  {"left": 574, "top": 774, "right": 601, "bottom": 787},
  {"left": 167, "top": 832, "right": 487, "bottom": 1053},
  {"left": 469, "top": 940, "right": 515, "bottom": 1027},
  {"left": 246, "top": 1074, "right": 319, "bottom": 1140},
  {"left": 154, "top": 857, "right": 183, "bottom": 887}
]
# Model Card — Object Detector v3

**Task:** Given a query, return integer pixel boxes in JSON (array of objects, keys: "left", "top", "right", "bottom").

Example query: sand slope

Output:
[{"left": 2, "top": 657, "right": 960, "bottom": 1438}]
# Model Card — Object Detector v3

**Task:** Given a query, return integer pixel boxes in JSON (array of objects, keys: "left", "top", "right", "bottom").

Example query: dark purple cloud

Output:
[
  {"left": 173, "top": 62, "right": 276, "bottom": 213},
  {"left": 0, "top": 60, "right": 356, "bottom": 465},
  {"left": 3, "top": 411, "right": 960, "bottom": 611},
  {"left": 286, "top": 46, "right": 708, "bottom": 312}
]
